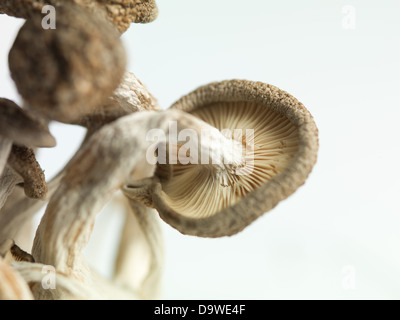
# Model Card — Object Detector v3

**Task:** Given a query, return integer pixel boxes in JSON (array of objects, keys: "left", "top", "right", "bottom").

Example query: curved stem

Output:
[
  {"left": 31, "top": 110, "right": 235, "bottom": 291},
  {"left": 0, "top": 172, "right": 61, "bottom": 247},
  {"left": 113, "top": 198, "right": 163, "bottom": 299},
  {"left": 0, "top": 258, "right": 33, "bottom": 300},
  {"left": 0, "top": 166, "right": 23, "bottom": 213},
  {"left": 0, "top": 136, "right": 12, "bottom": 176},
  {"left": 0, "top": 129, "right": 89, "bottom": 248}
]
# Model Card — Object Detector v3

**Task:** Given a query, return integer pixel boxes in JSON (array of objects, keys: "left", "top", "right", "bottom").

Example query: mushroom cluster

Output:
[{"left": 0, "top": 1, "right": 318, "bottom": 300}]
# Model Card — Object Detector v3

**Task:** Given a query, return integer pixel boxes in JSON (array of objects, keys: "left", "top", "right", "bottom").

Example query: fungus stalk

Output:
[
  {"left": 114, "top": 198, "right": 164, "bottom": 300},
  {"left": 30, "top": 109, "right": 244, "bottom": 298},
  {"left": 0, "top": 166, "right": 23, "bottom": 212},
  {"left": 0, "top": 258, "right": 33, "bottom": 300},
  {"left": 0, "top": 137, "right": 11, "bottom": 176},
  {"left": 0, "top": 71, "right": 158, "bottom": 254}
]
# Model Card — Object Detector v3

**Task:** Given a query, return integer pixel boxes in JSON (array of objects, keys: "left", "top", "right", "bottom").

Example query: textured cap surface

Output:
[
  {"left": 0, "top": 98, "right": 56, "bottom": 148},
  {"left": 0, "top": 0, "right": 159, "bottom": 33},
  {"left": 8, "top": 3, "right": 126, "bottom": 123},
  {"left": 152, "top": 80, "right": 319, "bottom": 237}
]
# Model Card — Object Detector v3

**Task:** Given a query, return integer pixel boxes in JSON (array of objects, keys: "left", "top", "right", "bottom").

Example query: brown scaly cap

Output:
[
  {"left": 7, "top": 145, "right": 48, "bottom": 200},
  {"left": 151, "top": 80, "right": 319, "bottom": 237},
  {"left": 97, "top": 0, "right": 159, "bottom": 32},
  {"left": 0, "top": 98, "right": 56, "bottom": 148},
  {"left": 0, "top": 0, "right": 159, "bottom": 33},
  {"left": 8, "top": 3, "right": 126, "bottom": 123}
]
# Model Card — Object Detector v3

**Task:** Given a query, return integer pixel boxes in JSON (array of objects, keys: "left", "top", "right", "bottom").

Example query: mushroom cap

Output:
[
  {"left": 101, "top": 0, "right": 159, "bottom": 32},
  {"left": 0, "top": 98, "right": 56, "bottom": 148},
  {"left": 8, "top": 3, "right": 126, "bottom": 123},
  {"left": 0, "top": 0, "right": 158, "bottom": 34},
  {"left": 151, "top": 80, "right": 319, "bottom": 237}
]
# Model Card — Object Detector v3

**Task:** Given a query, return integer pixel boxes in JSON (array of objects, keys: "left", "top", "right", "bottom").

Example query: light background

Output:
[{"left": 1, "top": 0, "right": 400, "bottom": 299}]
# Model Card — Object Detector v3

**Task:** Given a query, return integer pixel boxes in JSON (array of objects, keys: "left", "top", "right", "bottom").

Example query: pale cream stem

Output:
[
  {"left": 31, "top": 110, "right": 239, "bottom": 295},
  {"left": 0, "top": 258, "right": 33, "bottom": 300},
  {"left": 0, "top": 72, "right": 159, "bottom": 251},
  {"left": 113, "top": 198, "right": 164, "bottom": 299},
  {"left": 0, "top": 166, "right": 23, "bottom": 212},
  {"left": 0, "top": 136, "right": 12, "bottom": 176}
]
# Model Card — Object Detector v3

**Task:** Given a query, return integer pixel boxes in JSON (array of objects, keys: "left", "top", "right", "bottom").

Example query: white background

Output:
[{"left": 1, "top": 0, "right": 400, "bottom": 299}]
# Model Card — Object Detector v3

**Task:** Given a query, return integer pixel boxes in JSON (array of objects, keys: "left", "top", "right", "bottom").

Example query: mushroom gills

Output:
[{"left": 156, "top": 101, "right": 300, "bottom": 219}]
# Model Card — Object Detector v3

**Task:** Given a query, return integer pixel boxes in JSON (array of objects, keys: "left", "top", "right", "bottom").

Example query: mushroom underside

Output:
[{"left": 156, "top": 101, "right": 300, "bottom": 219}]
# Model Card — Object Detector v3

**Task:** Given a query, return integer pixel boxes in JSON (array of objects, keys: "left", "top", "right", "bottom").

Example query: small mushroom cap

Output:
[
  {"left": 0, "top": 98, "right": 56, "bottom": 148},
  {"left": 152, "top": 80, "right": 319, "bottom": 237},
  {"left": 100, "top": 0, "right": 159, "bottom": 32},
  {"left": 8, "top": 3, "right": 126, "bottom": 123}
]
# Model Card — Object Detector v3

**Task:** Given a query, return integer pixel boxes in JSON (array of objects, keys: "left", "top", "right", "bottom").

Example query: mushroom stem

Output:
[
  {"left": 0, "top": 239, "right": 15, "bottom": 263},
  {"left": 72, "top": 71, "right": 160, "bottom": 132},
  {"left": 0, "top": 111, "right": 116, "bottom": 249},
  {"left": 0, "top": 258, "right": 33, "bottom": 300},
  {"left": 0, "top": 136, "right": 12, "bottom": 176},
  {"left": 0, "top": 166, "right": 23, "bottom": 212},
  {"left": 111, "top": 72, "right": 159, "bottom": 114},
  {"left": 122, "top": 177, "right": 155, "bottom": 207},
  {"left": 31, "top": 110, "right": 241, "bottom": 289},
  {"left": 113, "top": 198, "right": 163, "bottom": 299},
  {"left": 14, "top": 261, "right": 102, "bottom": 300},
  {"left": 0, "top": 174, "right": 61, "bottom": 247}
]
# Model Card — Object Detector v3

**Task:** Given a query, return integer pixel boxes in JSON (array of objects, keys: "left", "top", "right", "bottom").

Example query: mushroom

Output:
[
  {"left": 0, "top": 0, "right": 159, "bottom": 34},
  {"left": 0, "top": 98, "right": 55, "bottom": 252},
  {"left": 30, "top": 109, "right": 240, "bottom": 299},
  {"left": 0, "top": 239, "right": 15, "bottom": 263},
  {"left": 0, "top": 72, "right": 158, "bottom": 246},
  {"left": 0, "top": 0, "right": 321, "bottom": 299},
  {"left": 0, "top": 98, "right": 54, "bottom": 207},
  {"left": 0, "top": 240, "right": 34, "bottom": 300},
  {"left": 0, "top": 98, "right": 56, "bottom": 152},
  {"left": 126, "top": 80, "right": 319, "bottom": 237},
  {"left": 8, "top": 3, "right": 126, "bottom": 123}
]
